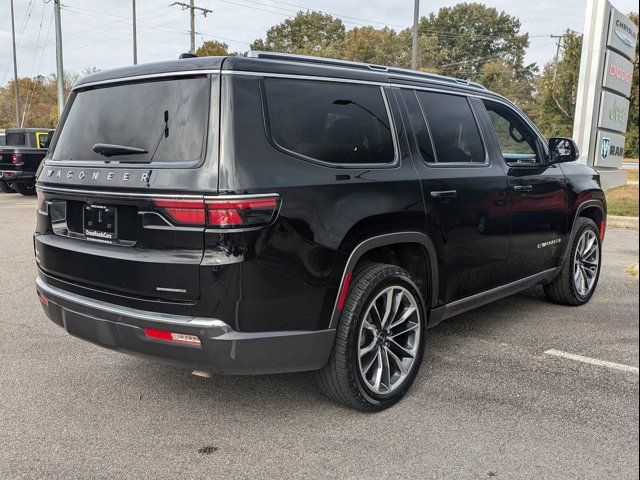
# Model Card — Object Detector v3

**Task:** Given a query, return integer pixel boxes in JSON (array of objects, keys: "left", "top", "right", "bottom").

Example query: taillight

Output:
[
  {"left": 206, "top": 197, "right": 279, "bottom": 227},
  {"left": 152, "top": 195, "right": 280, "bottom": 228},
  {"left": 153, "top": 198, "right": 206, "bottom": 226},
  {"left": 11, "top": 153, "right": 23, "bottom": 166}
]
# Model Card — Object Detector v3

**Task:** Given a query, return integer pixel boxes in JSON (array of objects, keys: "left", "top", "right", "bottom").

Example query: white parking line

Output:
[{"left": 544, "top": 349, "right": 639, "bottom": 374}]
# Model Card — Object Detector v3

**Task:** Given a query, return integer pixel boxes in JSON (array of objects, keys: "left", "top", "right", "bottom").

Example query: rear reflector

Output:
[
  {"left": 38, "top": 293, "right": 48, "bottom": 306},
  {"left": 336, "top": 272, "right": 352, "bottom": 311},
  {"left": 11, "top": 153, "right": 23, "bottom": 166},
  {"left": 143, "top": 328, "right": 202, "bottom": 346},
  {"left": 152, "top": 195, "right": 280, "bottom": 228},
  {"left": 599, "top": 220, "right": 606, "bottom": 240}
]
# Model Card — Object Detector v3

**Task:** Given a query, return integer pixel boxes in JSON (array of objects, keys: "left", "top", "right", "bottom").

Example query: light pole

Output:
[{"left": 411, "top": 0, "right": 420, "bottom": 70}]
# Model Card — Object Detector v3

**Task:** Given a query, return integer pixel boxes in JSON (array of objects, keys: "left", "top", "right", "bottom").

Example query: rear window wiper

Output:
[{"left": 92, "top": 143, "right": 148, "bottom": 158}]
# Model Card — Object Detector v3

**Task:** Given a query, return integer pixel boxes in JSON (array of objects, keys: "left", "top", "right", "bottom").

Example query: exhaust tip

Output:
[{"left": 192, "top": 370, "right": 212, "bottom": 378}]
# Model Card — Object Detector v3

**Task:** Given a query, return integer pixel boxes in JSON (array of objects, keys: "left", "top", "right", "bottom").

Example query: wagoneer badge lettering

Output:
[{"left": 45, "top": 169, "right": 150, "bottom": 183}]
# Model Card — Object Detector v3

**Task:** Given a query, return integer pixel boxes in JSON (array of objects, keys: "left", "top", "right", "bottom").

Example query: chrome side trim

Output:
[
  {"left": 442, "top": 268, "right": 558, "bottom": 319},
  {"left": 36, "top": 276, "right": 226, "bottom": 328},
  {"left": 73, "top": 69, "right": 219, "bottom": 90},
  {"left": 221, "top": 69, "right": 388, "bottom": 87},
  {"left": 37, "top": 185, "right": 204, "bottom": 199}
]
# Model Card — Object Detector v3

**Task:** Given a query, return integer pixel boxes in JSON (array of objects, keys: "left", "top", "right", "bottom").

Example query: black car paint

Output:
[{"left": 34, "top": 55, "right": 605, "bottom": 374}]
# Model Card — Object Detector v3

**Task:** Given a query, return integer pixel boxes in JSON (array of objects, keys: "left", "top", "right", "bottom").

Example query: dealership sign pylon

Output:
[{"left": 573, "top": 0, "right": 637, "bottom": 179}]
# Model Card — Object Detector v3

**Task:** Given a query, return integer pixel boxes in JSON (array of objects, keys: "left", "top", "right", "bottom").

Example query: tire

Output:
[
  {"left": 544, "top": 217, "right": 602, "bottom": 306},
  {"left": 12, "top": 182, "right": 36, "bottom": 196},
  {"left": 316, "top": 263, "right": 427, "bottom": 412},
  {"left": 0, "top": 181, "right": 16, "bottom": 193}
]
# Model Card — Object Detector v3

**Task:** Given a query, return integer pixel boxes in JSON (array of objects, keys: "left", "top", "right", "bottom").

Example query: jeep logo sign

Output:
[{"left": 597, "top": 91, "right": 630, "bottom": 133}]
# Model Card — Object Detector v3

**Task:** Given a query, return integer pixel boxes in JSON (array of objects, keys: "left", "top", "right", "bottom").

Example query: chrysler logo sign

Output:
[{"left": 615, "top": 29, "right": 635, "bottom": 48}]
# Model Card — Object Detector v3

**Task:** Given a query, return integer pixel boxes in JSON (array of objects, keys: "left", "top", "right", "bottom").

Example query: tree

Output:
[
  {"left": 250, "top": 11, "right": 345, "bottom": 57},
  {"left": 329, "top": 26, "right": 409, "bottom": 67},
  {"left": 530, "top": 30, "right": 583, "bottom": 138},
  {"left": 417, "top": 3, "right": 534, "bottom": 81},
  {"left": 195, "top": 40, "right": 229, "bottom": 57},
  {"left": 625, "top": 12, "right": 638, "bottom": 159}
]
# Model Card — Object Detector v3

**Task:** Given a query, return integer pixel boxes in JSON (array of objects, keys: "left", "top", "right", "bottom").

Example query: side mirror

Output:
[{"left": 548, "top": 137, "right": 579, "bottom": 164}]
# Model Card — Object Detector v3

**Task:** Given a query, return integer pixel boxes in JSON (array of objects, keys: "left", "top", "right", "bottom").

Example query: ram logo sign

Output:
[{"left": 601, "top": 137, "right": 610, "bottom": 159}]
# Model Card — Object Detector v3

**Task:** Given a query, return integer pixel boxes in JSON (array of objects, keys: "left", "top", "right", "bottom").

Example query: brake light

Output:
[
  {"left": 152, "top": 195, "right": 280, "bottom": 228},
  {"left": 11, "top": 152, "right": 23, "bottom": 166},
  {"left": 206, "top": 197, "right": 278, "bottom": 227},
  {"left": 143, "top": 328, "right": 202, "bottom": 346},
  {"left": 153, "top": 199, "right": 206, "bottom": 225}
]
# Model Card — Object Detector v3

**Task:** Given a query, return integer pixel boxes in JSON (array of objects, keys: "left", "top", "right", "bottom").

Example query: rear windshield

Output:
[
  {"left": 52, "top": 76, "right": 210, "bottom": 164},
  {"left": 6, "top": 133, "right": 26, "bottom": 146}
]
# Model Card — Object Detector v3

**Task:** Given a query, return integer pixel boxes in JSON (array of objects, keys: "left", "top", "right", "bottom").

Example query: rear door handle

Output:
[
  {"left": 513, "top": 185, "right": 533, "bottom": 192},
  {"left": 430, "top": 190, "right": 458, "bottom": 199}
]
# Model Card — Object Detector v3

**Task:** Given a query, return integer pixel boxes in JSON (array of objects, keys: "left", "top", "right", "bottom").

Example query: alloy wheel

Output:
[
  {"left": 573, "top": 229, "right": 600, "bottom": 297},
  {"left": 357, "top": 286, "right": 421, "bottom": 395}
]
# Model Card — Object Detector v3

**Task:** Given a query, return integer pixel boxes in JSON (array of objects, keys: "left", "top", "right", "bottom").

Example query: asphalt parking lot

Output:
[{"left": 0, "top": 193, "right": 638, "bottom": 480}]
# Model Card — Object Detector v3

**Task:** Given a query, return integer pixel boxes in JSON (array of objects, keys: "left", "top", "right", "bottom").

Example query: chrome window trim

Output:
[{"left": 73, "top": 69, "right": 220, "bottom": 90}]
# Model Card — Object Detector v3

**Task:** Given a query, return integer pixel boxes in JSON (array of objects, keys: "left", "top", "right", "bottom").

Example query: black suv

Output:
[
  {"left": 0, "top": 128, "right": 52, "bottom": 195},
  {"left": 34, "top": 52, "right": 606, "bottom": 411}
]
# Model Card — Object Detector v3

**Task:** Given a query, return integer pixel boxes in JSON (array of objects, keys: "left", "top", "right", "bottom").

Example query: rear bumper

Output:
[
  {"left": 36, "top": 275, "right": 334, "bottom": 375},
  {"left": 0, "top": 169, "right": 35, "bottom": 183}
]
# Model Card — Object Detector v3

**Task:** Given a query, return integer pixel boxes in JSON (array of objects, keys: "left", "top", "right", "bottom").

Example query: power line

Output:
[{"left": 171, "top": 1, "right": 213, "bottom": 54}]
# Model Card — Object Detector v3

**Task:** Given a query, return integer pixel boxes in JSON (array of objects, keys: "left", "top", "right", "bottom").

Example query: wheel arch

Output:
[{"left": 329, "top": 232, "right": 438, "bottom": 329}]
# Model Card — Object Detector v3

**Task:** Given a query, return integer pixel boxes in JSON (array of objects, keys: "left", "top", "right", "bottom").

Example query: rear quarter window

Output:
[{"left": 263, "top": 78, "right": 395, "bottom": 165}]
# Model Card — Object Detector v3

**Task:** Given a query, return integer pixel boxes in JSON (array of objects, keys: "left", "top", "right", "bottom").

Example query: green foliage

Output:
[
  {"left": 195, "top": 40, "right": 229, "bottom": 57},
  {"left": 529, "top": 30, "right": 583, "bottom": 138},
  {"left": 0, "top": 73, "right": 76, "bottom": 129},
  {"left": 328, "top": 26, "right": 410, "bottom": 67},
  {"left": 250, "top": 11, "right": 345, "bottom": 56},
  {"left": 417, "top": 3, "right": 533, "bottom": 80}
]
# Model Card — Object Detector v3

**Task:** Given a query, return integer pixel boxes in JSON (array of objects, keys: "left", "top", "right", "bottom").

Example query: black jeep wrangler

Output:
[
  {"left": 0, "top": 128, "right": 52, "bottom": 195},
  {"left": 34, "top": 53, "right": 606, "bottom": 411}
]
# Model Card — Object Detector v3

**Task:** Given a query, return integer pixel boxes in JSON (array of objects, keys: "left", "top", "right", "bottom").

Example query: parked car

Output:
[
  {"left": 0, "top": 128, "right": 52, "bottom": 195},
  {"left": 34, "top": 52, "right": 606, "bottom": 411}
]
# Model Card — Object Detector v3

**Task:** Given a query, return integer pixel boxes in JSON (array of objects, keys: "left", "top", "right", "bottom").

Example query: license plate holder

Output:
[{"left": 83, "top": 204, "right": 117, "bottom": 241}]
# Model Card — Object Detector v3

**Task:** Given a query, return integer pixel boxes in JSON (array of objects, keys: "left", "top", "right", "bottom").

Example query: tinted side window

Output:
[
  {"left": 401, "top": 89, "right": 435, "bottom": 163},
  {"left": 416, "top": 92, "right": 485, "bottom": 163},
  {"left": 264, "top": 79, "right": 395, "bottom": 165},
  {"left": 483, "top": 101, "right": 539, "bottom": 164}
]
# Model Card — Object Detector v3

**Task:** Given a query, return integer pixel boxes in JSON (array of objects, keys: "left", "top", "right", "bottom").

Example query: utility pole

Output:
[
  {"left": 550, "top": 34, "right": 571, "bottom": 118},
  {"left": 10, "top": 0, "right": 20, "bottom": 127},
  {"left": 171, "top": 1, "right": 212, "bottom": 54},
  {"left": 132, "top": 0, "right": 138, "bottom": 64},
  {"left": 411, "top": 0, "right": 420, "bottom": 70},
  {"left": 54, "top": 0, "right": 65, "bottom": 117}
]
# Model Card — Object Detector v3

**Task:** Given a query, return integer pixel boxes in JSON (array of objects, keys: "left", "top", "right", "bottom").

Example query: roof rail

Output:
[{"left": 245, "top": 51, "right": 486, "bottom": 90}]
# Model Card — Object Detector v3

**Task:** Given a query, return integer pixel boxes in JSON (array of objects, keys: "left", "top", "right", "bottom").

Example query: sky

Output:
[{"left": 1, "top": 0, "right": 638, "bottom": 86}]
